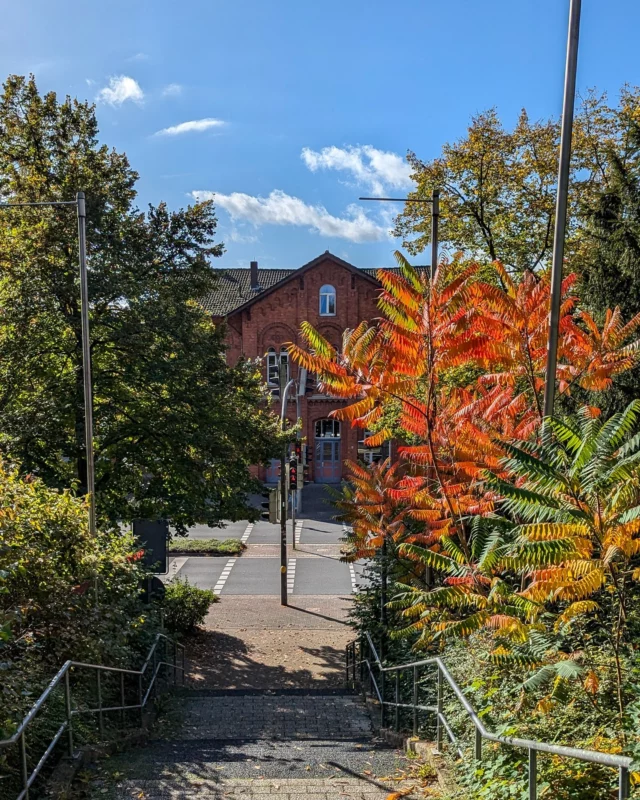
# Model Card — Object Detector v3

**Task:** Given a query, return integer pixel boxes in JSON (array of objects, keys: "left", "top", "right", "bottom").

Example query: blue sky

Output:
[{"left": 3, "top": 0, "right": 640, "bottom": 269}]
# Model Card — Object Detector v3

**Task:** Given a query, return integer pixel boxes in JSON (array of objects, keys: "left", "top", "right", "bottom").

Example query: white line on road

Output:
[
  {"left": 287, "top": 557, "right": 296, "bottom": 594},
  {"left": 213, "top": 557, "right": 237, "bottom": 596},
  {"left": 166, "top": 557, "right": 188, "bottom": 581},
  {"left": 241, "top": 523, "right": 254, "bottom": 544},
  {"left": 294, "top": 519, "right": 304, "bottom": 545},
  {"left": 349, "top": 563, "right": 357, "bottom": 592}
]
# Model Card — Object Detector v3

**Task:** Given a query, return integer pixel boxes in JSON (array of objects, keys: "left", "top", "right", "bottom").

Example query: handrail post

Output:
[
  {"left": 138, "top": 673, "right": 144, "bottom": 726},
  {"left": 182, "top": 645, "right": 186, "bottom": 686},
  {"left": 412, "top": 665, "right": 418, "bottom": 736},
  {"left": 152, "top": 647, "right": 157, "bottom": 700},
  {"left": 380, "top": 666, "right": 385, "bottom": 729},
  {"left": 120, "top": 672, "right": 125, "bottom": 726},
  {"left": 65, "top": 669, "right": 74, "bottom": 757},
  {"left": 475, "top": 728, "right": 482, "bottom": 761},
  {"left": 619, "top": 766, "right": 629, "bottom": 800},
  {"left": 173, "top": 639, "right": 178, "bottom": 686},
  {"left": 345, "top": 645, "right": 350, "bottom": 688},
  {"left": 395, "top": 671, "right": 400, "bottom": 731},
  {"left": 20, "top": 731, "right": 29, "bottom": 800},
  {"left": 96, "top": 669, "right": 104, "bottom": 739},
  {"left": 436, "top": 666, "right": 443, "bottom": 752},
  {"left": 352, "top": 642, "right": 356, "bottom": 686},
  {"left": 529, "top": 748, "right": 537, "bottom": 800}
]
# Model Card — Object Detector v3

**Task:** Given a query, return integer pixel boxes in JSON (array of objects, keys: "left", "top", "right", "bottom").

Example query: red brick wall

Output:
[{"left": 221, "top": 257, "right": 381, "bottom": 482}]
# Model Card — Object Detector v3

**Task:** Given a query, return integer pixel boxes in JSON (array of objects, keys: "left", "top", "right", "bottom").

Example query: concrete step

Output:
[
  {"left": 85, "top": 691, "right": 420, "bottom": 799},
  {"left": 152, "top": 693, "right": 372, "bottom": 742},
  {"left": 108, "top": 776, "right": 402, "bottom": 799}
]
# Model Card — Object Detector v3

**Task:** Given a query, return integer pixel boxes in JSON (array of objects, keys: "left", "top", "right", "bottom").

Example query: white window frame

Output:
[
  {"left": 319, "top": 284, "right": 336, "bottom": 316},
  {"left": 266, "top": 348, "right": 278, "bottom": 386}
]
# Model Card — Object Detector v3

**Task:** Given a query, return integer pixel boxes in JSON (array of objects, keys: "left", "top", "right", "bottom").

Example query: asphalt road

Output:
[{"left": 166, "top": 511, "right": 370, "bottom": 597}]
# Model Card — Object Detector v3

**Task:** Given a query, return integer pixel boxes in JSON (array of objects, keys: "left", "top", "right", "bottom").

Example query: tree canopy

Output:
[
  {"left": 394, "top": 88, "right": 640, "bottom": 279},
  {"left": 0, "top": 75, "right": 283, "bottom": 529}
]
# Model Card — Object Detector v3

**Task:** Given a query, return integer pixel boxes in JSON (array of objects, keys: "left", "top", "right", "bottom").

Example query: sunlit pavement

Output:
[{"left": 165, "top": 486, "right": 370, "bottom": 596}]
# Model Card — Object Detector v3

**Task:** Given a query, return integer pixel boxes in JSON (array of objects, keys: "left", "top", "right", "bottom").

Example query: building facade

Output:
[{"left": 202, "top": 251, "right": 389, "bottom": 483}]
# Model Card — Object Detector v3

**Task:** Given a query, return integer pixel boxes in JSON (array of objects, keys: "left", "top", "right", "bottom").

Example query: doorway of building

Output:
[{"left": 314, "top": 419, "right": 341, "bottom": 483}]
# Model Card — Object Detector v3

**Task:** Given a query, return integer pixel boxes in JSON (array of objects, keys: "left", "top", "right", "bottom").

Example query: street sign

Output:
[{"left": 133, "top": 519, "right": 169, "bottom": 574}]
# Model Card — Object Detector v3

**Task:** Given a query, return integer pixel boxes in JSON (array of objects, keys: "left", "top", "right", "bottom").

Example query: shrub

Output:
[
  {"left": 162, "top": 578, "right": 217, "bottom": 633},
  {"left": 168, "top": 537, "right": 244, "bottom": 555},
  {"left": 0, "top": 462, "right": 157, "bottom": 793}
]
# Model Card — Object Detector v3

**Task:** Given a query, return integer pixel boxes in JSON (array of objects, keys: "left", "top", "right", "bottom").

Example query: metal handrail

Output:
[
  {"left": 346, "top": 633, "right": 632, "bottom": 800},
  {"left": 0, "top": 633, "right": 185, "bottom": 800}
]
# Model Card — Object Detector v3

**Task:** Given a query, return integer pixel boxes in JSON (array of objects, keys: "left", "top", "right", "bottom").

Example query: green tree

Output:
[
  {"left": 394, "top": 88, "right": 640, "bottom": 278},
  {"left": 0, "top": 75, "right": 282, "bottom": 529}
]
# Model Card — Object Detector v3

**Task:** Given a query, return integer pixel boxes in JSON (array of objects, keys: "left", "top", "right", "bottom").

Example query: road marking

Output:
[
  {"left": 169, "top": 557, "right": 188, "bottom": 580},
  {"left": 213, "top": 557, "right": 237, "bottom": 595},
  {"left": 241, "top": 523, "right": 254, "bottom": 544},
  {"left": 287, "top": 557, "right": 296, "bottom": 594},
  {"left": 349, "top": 563, "right": 357, "bottom": 592},
  {"left": 294, "top": 519, "right": 304, "bottom": 545}
]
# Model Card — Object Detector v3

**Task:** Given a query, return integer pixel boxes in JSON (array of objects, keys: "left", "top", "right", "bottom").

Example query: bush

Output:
[
  {"left": 168, "top": 537, "right": 244, "bottom": 555},
  {"left": 162, "top": 578, "right": 217, "bottom": 633},
  {"left": 0, "top": 462, "right": 158, "bottom": 792}
]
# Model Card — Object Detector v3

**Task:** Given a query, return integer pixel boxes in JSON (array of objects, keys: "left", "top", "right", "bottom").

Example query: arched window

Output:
[
  {"left": 315, "top": 419, "right": 341, "bottom": 439},
  {"left": 319, "top": 284, "right": 336, "bottom": 316},
  {"left": 266, "top": 347, "right": 289, "bottom": 387}
]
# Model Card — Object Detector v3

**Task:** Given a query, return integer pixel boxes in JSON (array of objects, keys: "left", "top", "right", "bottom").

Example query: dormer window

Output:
[{"left": 319, "top": 284, "right": 336, "bottom": 316}]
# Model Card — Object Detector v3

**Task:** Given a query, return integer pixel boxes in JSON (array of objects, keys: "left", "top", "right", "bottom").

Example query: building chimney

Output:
[{"left": 250, "top": 260, "right": 259, "bottom": 290}]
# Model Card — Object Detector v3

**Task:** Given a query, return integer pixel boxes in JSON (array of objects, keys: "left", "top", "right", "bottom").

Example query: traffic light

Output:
[
  {"left": 289, "top": 457, "right": 298, "bottom": 491},
  {"left": 261, "top": 486, "right": 279, "bottom": 524},
  {"left": 294, "top": 440, "right": 302, "bottom": 462}
]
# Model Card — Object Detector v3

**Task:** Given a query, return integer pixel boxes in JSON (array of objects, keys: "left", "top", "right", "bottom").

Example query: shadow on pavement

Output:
[{"left": 185, "top": 629, "right": 348, "bottom": 690}]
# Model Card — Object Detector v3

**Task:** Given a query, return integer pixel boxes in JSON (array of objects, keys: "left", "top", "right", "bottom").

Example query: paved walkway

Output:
[
  {"left": 89, "top": 690, "right": 416, "bottom": 800},
  {"left": 84, "top": 488, "right": 424, "bottom": 799}
]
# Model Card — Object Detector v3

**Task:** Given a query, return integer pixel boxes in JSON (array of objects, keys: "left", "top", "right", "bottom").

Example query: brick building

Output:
[{"left": 202, "top": 251, "right": 390, "bottom": 483}]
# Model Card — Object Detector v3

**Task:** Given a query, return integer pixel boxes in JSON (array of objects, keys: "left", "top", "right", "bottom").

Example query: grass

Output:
[{"left": 168, "top": 537, "right": 245, "bottom": 555}]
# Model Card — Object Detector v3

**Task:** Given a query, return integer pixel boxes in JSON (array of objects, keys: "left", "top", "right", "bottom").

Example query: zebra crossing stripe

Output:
[
  {"left": 213, "top": 557, "right": 237, "bottom": 596},
  {"left": 349, "top": 563, "right": 357, "bottom": 592},
  {"left": 287, "top": 557, "right": 296, "bottom": 594},
  {"left": 294, "top": 519, "right": 304, "bottom": 545},
  {"left": 241, "top": 523, "right": 254, "bottom": 544}
]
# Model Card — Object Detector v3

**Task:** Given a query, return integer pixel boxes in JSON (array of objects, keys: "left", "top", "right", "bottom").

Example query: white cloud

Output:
[
  {"left": 301, "top": 145, "right": 413, "bottom": 195},
  {"left": 192, "top": 189, "right": 387, "bottom": 243},
  {"left": 155, "top": 118, "right": 225, "bottom": 136},
  {"left": 96, "top": 76, "right": 144, "bottom": 106},
  {"left": 162, "top": 83, "right": 183, "bottom": 97},
  {"left": 127, "top": 52, "right": 149, "bottom": 62}
]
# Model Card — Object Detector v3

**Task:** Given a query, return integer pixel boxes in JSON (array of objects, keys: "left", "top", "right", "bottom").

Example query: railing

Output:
[
  {"left": 0, "top": 633, "right": 185, "bottom": 800},
  {"left": 346, "top": 633, "right": 632, "bottom": 800}
]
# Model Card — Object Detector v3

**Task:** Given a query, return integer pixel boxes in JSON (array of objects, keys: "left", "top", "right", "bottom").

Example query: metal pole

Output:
[
  {"left": 65, "top": 669, "right": 74, "bottom": 756},
  {"left": 543, "top": 0, "right": 582, "bottom": 417},
  {"left": 430, "top": 189, "right": 440, "bottom": 278},
  {"left": 436, "top": 666, "right": 443, "bottom": 751},
  {"left": 475, "top": 728, "right": 482, "bottom": 761},
  {"left": 77, "top": 192, "right": 96, "bottom": 535},
  {"left": 619, "top": 766, "right": 629, "bottom": 800},
  {"left": 280, "top": 444, "right": 287, "bottom": 606},
  {"left": 529, "top": 749, "right": 537, "bottom": 800}
]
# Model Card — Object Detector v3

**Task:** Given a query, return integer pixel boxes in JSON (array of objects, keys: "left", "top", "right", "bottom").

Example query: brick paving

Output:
[{"left": 174, "top": 694, "right": 372, "bottom": 741}]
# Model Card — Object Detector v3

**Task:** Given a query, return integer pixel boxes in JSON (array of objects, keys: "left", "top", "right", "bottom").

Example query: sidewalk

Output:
[{"left": 186, "top": 594, "right": 355, "bottom": 690}]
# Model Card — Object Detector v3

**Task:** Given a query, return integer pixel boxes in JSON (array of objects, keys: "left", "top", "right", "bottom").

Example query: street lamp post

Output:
[
  {"left": 0, "top": 192, "right": 96, "bottom": 536},
  {"left": 543, "top": 0, "right": 582, "bottom": 417},
  {"left": 359, "top": 189, "right": 440, "bottom": 277},
  {"left": 278, "top": 375, "right": 302, "bottom": 606}
]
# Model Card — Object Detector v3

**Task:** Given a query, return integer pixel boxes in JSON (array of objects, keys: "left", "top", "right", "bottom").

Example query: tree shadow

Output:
[{"left": 184, "top": 629, "right": 350, "bottom": 690}]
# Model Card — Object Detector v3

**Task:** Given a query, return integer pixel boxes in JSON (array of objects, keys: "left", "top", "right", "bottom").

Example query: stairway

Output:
[{"left": 87, "top": 689, "right": 417, "bottom": 799}]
